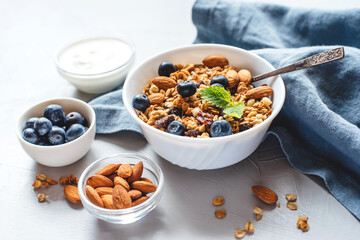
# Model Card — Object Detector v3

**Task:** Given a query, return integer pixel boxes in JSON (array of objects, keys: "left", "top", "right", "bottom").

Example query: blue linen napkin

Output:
[{"left": 89, "top": 0, "right": 360, "bottom": 219}]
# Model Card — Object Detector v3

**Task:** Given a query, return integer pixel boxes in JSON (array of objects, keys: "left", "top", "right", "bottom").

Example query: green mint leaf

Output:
[
  {"left": 199, "top": 85, "right": 231, "bottom": 109},
  {"left": 223, "top": 101, "right": 245, "bottom": 118}
]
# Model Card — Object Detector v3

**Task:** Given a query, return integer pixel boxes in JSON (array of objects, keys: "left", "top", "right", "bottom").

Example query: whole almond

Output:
[
  {"left": 64, "top": 185, "right": 81, "bottom": 204},
  {"left": 202, "top": 55, "right": 229, "bottom": 68},
  {"left": 96, "top": 163, "right": 121, "bottom": 176},
  {"left": 148, "top": 93, "right": 165, "bottom": 105},
  {"left": 152, "top": 76, "right": 177, "bottom": 89},
  {"left": 95, "top": 187, "right": 114, "bottom": 196},
  {"left": 131, "top": 181, "right": 157, "bottom": 194},
  {"left": 238, "top": 69, "right": 252, "bottom": 85},
  {"left": 107, "top": 173, "right": 117, "bottom": 182},
  {"left": 139, "top": 177, "right": 154, "bottom": 184},
  {"left": 132, "top": 196, "right": 149, "bottom": 207},
  {"left": 117, "top": 164, "right": 133, "bottom": 178},
  {"left": 128, "top": 161, "right": 143, "bottom": 183},
  {"left": 251, "top": 185, "right": 278, "bottom": 204},
  {"left": 245, "top": 86, "right": 273, "bottom": 99},
  {"left": 85, "top": 185, "right": 104, "bottom": 208},
  {"left": 226, "top": 70, "right": 240, "bottom": 88},
  {"left": 128, "top": 190, "right": 142, "bottom": 200},
  {"left": 86, "top": 175, "right": 114, "bottom": 188},
  {"left": 101, "top": 194, "right": 116, "bottom": 209},
  {"left": 114, "top": 176, "right": 130, "bottom": 191},
  {"left": 112, "top": 185, "right": 132, "bottom": 209}
]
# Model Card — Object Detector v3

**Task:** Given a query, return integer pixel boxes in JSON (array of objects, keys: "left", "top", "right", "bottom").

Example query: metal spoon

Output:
[{"left": 251, "top": 47, "right": 344, "bottom": 82}]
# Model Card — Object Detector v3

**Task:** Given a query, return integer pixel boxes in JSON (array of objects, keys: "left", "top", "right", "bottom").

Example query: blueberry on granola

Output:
[
  {"left": 167, "top": 121, "right": 185, "bottom": 135},
  {"left": 210, "top": 120, "right": 232, "bottom": 137},
  {"left": 210, "top": 83, "right": 225, "bottom": 89},
  {"left": 133, "top": 94, "right": 150, "bottom": 111},
  {"left": 210, "top": 75, "right": 229, "bottom": 88},
  {"left": 177, "top": 80, "right": 196, "bottom": 98},
  {"left": 158, "top": 62, "right": 176, "bottom": 77}
]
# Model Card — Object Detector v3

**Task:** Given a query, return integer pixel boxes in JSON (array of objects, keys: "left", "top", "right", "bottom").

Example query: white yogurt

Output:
[{"left": 58, "top": 37, "right": 133, "bottom": 75}]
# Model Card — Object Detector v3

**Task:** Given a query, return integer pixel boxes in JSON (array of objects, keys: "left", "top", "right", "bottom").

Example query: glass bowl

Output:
[{"left": 78, "top": 153, "right": 164, "bottom": 224}]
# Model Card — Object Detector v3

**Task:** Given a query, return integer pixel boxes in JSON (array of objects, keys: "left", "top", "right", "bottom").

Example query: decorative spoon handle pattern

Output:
[{"left": 252, "top": 47, "right": 345, "bottom": 82}]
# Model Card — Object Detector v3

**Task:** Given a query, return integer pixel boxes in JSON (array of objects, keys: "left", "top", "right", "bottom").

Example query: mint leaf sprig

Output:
[{"left": 199, "top": 85, "right": 245, "bottom": 118}]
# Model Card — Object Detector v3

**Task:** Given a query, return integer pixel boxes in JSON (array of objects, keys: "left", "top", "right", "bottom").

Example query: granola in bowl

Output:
[{"left": 132, "top": 55, "right": 273, "bottom": 138}]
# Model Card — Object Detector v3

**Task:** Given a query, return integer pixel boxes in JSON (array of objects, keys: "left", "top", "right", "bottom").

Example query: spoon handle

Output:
[{"left": 251, "top": 47, "right": 345, "bottom": 82}]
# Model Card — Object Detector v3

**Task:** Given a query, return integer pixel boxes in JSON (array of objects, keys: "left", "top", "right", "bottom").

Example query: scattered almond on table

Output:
[{"left": 251, "top": 185, "right": 278, "bottom": 204}]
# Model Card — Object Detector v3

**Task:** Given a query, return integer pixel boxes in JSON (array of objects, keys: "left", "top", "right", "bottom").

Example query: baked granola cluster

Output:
[{"left": 133, "top": 55, "right": 273, "bottom": 138}]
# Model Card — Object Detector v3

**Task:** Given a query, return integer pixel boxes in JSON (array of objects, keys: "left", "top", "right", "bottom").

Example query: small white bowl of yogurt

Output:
[{"left": 55, "top": 34, "right": 135, "bottom": 94}]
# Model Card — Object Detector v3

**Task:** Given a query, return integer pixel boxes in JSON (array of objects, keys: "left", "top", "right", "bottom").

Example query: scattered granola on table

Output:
[
  {"left": 297, "top": 216, "right": 309, "bottom": 232},
  {"left": 214, "top": 209, "right": 227, "bottom": 219},
  {"left": 253, "top": 206, "right": 263, "bottom": 221},
  {"left": 285, "top": 193, "right": 297, "bottom": 202},
  {"left": 37, "top": 193, "right": 48, "bottom": 202},
  {"left": 286, "top": 202, "right": 298, "bottom": 210},
  {"left": 244, "top": 221, "right": 255, "bottom": 233},
  {"left": 212, "top": 197, "right": 225, "bottom": 206},
  {"left": 234, "top": 229, "right": 247, "bottom": 239},
  {"left": 133, "top": 55, "right": 273, "bottom": 138}
]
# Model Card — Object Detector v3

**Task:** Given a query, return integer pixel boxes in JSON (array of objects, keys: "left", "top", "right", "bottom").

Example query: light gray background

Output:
[{"left": 0, "top": 0, "right": 359, "bottom": 239}]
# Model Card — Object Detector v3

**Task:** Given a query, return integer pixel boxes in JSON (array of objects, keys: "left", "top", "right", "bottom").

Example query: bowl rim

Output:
[
  {"left": 54, "top": 33, "right": 136, "bottom": 77},
  {"left": 123, "top": 43, "right": 286, "bottom": 143},
  {"left": 78, "top": 153, "right": 164, "bottom": 214},
  {"left": 16, "top": 97, "right": 96, "bottom": 149}
]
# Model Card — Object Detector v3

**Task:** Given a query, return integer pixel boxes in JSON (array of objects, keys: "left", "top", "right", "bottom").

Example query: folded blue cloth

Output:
[
  {"left": 192, "top": 0, "right": 360, "bottom": 218},
  {"left": 89, "top": 0, "right": 360, "bottom": 219}
]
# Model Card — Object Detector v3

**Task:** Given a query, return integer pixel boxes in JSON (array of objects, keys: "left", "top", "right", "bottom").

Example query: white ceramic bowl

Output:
[
  {"left": 54, "top": 34, "right": 135, "bottom": 94},
  {"left": 78, "top": 153, "right": 164, "bottom": 224},
  {"left": 123, "top": 44, "right": 285, "bottom": 170},
  {"left": 16, "top": 98, "right": 96, "bottom": 167}
]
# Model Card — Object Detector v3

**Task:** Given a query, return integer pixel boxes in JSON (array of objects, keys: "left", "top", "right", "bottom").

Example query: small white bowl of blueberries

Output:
[{"left": 16, "top": 98, "right": 96, "bottom": 167}]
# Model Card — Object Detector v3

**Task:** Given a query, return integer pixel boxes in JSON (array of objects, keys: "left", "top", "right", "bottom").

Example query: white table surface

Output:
[{"left": 0, "top": 0, "right": 359, "bottom": 239}]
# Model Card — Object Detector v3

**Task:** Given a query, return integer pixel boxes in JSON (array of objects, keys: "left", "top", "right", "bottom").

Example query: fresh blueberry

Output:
[
  {"left": 66, "top": 123, "right": 86, "bottom": 142},
  {"left": 158, "top": 62, "right": 176, "bottom": 77},
  {"left": 22, "top": 128, "right": 39, "bottom": 144},
  {"left": 167, "top": 121, "right": 185, "bottom": 135},
  {"left": 34, "top": 117, "right": 52, "bottom": 136},
  {"left": 133, "top": 94, "right": 150, "bottom": 111},
  {"left": 24, "top": 117, "right": 39, "bottom": 130},
  {"left": 65, "top": 112, "right": 85, "bottom": 129},
  {"left": 210, "top": 120, "right": 232, "bottom": 137},
  {"left": 38, "top": 137, "right": 50, "bottom": 146},
  {"left": 210, "top": 75, "right": 229, "bottom": 88},
  {"left": 43, "top": 104, "right": 65, "bottom": 126},
  {"left": 177, "top": 80, "right": 197, "bottom": 98},
  {"left": 211, "top": 83, "right": 225, "bottom": 89},
  {"left": 48, "top": 126, "right": 66, "bottom": 145}
]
